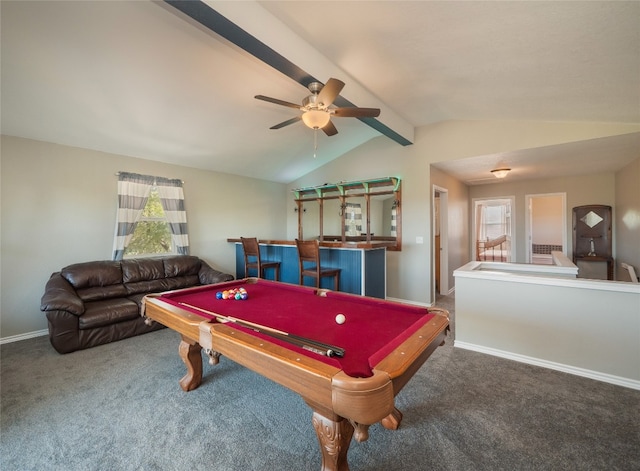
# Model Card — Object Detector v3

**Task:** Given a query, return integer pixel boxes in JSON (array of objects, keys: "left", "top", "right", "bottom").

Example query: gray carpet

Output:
[{"left": 2, "top": 295, "right": 639, "bottom": 470}]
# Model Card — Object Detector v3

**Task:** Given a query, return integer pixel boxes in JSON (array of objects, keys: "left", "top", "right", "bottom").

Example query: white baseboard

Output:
[
  {"left": 385, "top": 296, "right": 431, "bottom": 308},
  {"left": 454, "top": 340, "right": 640, "bottom": 391},
  {"left": 386, "top": 287, "right": 455, "bottom": 307},
  {"left": 0, "top": 329, "right": 49, "bottom": 345}
]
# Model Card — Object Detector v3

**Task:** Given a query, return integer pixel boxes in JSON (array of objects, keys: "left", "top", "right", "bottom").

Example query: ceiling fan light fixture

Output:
[
  {"left": 301, "top": 109, "right": 331, "bottom": 130},
  {"left": 491, "top": 168, "right": 511, "bottom": 179},
  {"left": 256, "top": 78, "right": 379, "bottom": 136}
]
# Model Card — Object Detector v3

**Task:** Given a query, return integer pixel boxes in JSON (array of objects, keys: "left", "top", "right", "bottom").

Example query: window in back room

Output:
[{"left": 473, "top": 197, "right": 515, "bottom": 262}]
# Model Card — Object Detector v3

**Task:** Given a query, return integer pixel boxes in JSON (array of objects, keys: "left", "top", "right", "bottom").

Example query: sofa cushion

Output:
[
  {"left": 61, "top": 261, "right": 123, "bottom": 289},
  {"left": 163, "top": 256, "right": 201, "bottom": 278},
  {"left": 79, "top": 298, "right": 139, "bottom": 330},
  {"left": 76, "top": 284, "right": 128, "bottom": 302},
  {"left": 125, "top": 279, "right": 173, "bottom": 296},
  {"left": 121, "top": 258, "right": 165, "bottom": 283},
  {"left": 124, "top": 275, "right": 202, "bottom": 296},
  {"left": 164, "top": 275, "right": 200, "bottom": 291}
]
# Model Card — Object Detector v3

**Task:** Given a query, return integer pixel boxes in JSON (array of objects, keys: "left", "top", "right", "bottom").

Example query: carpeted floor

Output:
[{"left": 1, "top": 295, "right": 639, "bottom": 470}]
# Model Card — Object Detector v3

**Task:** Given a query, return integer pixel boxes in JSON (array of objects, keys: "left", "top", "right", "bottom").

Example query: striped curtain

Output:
[
  {"left": 391, "top": 207, "right": 397, "bottom": 237},
  {"left": 156, "top": 177, "right": 190, "bottom": 255},
  {"left": 112, "top": 172, "right": 154, "bottom": 260},
  {"left": 344, "top": 203, "right": 362, "bottom": 236}
]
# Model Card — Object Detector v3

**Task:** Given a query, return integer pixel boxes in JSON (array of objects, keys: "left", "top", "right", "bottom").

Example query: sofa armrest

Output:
[
  {"left": 40, "top": 273, "right": 85, "bottom": 316},
  {"left": 198, "top": 261, "right": 234, "bottom": 285}
]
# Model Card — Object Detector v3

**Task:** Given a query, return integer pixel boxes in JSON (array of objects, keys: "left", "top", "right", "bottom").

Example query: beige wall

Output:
[
  {"left": 0, "top": 136, "right": 287, "bottom": 338},
  {"left": 615, "top": 157, "right": 640, "bottom": 281}
]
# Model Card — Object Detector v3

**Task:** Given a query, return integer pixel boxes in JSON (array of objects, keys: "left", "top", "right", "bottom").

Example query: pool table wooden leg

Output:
[
  {"left": 178, "top": 336, "right": 203, "bottom": 392},
  {"left": 381, "top": 407, "right": 403, "bottom": 430},
  {"left": 310, "top": 410, "right": 354, "bottom": 471}
]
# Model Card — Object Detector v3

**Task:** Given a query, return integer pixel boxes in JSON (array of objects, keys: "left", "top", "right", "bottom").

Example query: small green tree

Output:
[{"left": 124, "top": 188, "right": 172, "bottom": 256}]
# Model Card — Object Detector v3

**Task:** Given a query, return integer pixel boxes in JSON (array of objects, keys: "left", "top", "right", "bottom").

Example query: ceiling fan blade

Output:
[
  {"left": 332, "top": 107, "right": 381, "bottom": 118},
  {"left": 322, "top": 120, "right": 338, "bottom": 136},
  {"left": 317, "top": 78, "right": 345, "bottom": 107},
  {"left": 270, "top": 115, "right": 302, "bottom": 130},
  {"left": 255, "top": 95, "right": 301, "bottom": 109}
]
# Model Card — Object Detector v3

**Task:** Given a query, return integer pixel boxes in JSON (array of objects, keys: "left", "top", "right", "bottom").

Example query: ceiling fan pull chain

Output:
[{"left": 313, "top": 128, "right": 318, "bottom": 158}]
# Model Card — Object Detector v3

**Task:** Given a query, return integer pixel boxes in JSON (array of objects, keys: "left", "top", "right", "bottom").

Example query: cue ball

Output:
[{"left": 335, "top": 314, "right": 346, "bottom": 325}]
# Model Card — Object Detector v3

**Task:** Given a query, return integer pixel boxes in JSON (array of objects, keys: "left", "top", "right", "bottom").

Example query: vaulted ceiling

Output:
[{"left": 2, "top": 1, "right": 639, "bottom": 184}]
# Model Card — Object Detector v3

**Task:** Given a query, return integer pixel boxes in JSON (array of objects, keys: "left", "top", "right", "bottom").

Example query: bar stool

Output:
[
  {"left": 240, "top": 237, "right": 280, "bottom": 281},
  {"left": 295, "top": 239, "right": 340, "bottom": 291}
]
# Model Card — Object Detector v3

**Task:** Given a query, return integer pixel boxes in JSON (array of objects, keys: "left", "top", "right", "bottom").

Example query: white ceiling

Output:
[{"left": 2, "top": 1, "right": 639, "bottom": 184}]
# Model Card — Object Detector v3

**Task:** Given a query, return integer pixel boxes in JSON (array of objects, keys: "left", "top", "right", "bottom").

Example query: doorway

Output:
[
  {"left": 525, "top": 193, "right": 566, "bottom": 264},
  {"left": 433, "top": 186, "right": 448, "bottom": 295}
]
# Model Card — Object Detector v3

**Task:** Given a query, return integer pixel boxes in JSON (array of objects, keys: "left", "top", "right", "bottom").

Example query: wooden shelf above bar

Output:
[
  {"left": 292, "top": 177, "right": 400, "bottom": 200},
  {"left": 290, "top": 176, "right": 402, "bottom": 251}
]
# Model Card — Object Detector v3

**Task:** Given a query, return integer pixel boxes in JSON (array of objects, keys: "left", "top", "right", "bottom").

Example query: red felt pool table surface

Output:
[{"left": 157, "top": 278, "right": 436, "bottom": 378}]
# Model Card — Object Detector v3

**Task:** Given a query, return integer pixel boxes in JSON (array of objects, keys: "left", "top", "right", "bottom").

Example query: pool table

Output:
[{"left": 142, "top": 278, "right": 449, "bottom": 471}]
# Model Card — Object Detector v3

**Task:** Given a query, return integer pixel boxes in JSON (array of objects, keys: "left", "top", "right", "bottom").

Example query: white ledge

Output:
[{"left": 454, "top": 261, "right": 639, "bottom": 294}]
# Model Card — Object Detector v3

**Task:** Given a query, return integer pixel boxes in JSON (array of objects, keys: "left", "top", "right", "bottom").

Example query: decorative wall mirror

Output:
[{"left": 293, "top": 177, "right": 402, "bottom": 251}]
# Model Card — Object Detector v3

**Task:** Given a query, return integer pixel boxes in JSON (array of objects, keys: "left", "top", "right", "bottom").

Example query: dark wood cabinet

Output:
[{"left": 572, "top": 205, "right": 613, "bottom": 280}]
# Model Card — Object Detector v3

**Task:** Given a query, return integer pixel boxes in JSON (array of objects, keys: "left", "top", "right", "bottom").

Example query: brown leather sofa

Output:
[{"left": 40, "top": 255, "right": 234, "bottom": 353}]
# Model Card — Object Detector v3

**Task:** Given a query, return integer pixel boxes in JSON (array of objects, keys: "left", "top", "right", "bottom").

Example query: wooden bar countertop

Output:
[{"left": 227, "top": 238, "right": 395, "bottom": 249}]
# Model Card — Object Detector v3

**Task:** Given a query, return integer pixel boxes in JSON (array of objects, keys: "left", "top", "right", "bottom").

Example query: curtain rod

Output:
[{"left": 114, "top": 172, "right": 184, "bottom": 184}]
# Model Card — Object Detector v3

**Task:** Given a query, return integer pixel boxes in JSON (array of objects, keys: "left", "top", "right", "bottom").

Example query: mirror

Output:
[{"left": 293, "top": 177, "right": 401, "bottom": 250}]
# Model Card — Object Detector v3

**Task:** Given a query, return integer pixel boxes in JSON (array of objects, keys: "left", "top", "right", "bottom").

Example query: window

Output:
[
  {"left": 112, "top": 172, "right": 189, "bottom": 260},
  {"left": 473, "top": 197, "right": 515, "bottom": 262},
  {"left": 482, "top": 204, "right": 510, "bottom": 240},
  {"left": 124, "top": 187, "right": 173, "bottom": 257}
]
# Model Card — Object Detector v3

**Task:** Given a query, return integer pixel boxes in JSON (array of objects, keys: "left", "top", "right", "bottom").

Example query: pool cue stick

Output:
[{"left": 179, "top": 303, "right": 345, "bottom": 358}]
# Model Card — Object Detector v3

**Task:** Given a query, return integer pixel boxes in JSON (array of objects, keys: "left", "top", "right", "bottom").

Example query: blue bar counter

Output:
[{"left": 229, "top": 240, "right": 387, "bottom": 299}]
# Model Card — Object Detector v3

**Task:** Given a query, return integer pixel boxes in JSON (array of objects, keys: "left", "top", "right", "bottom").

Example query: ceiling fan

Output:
[{"left": 255, "top": 78, "right": 380, "bottom": 136}]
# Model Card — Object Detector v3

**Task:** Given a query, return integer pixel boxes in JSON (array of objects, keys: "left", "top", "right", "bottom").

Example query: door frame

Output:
[
  {"left": 433, "top": 185, "right": 448, "bottom": 296},
  {"left": 525, "top": 192, "right": 567, "bottom": 263}
]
